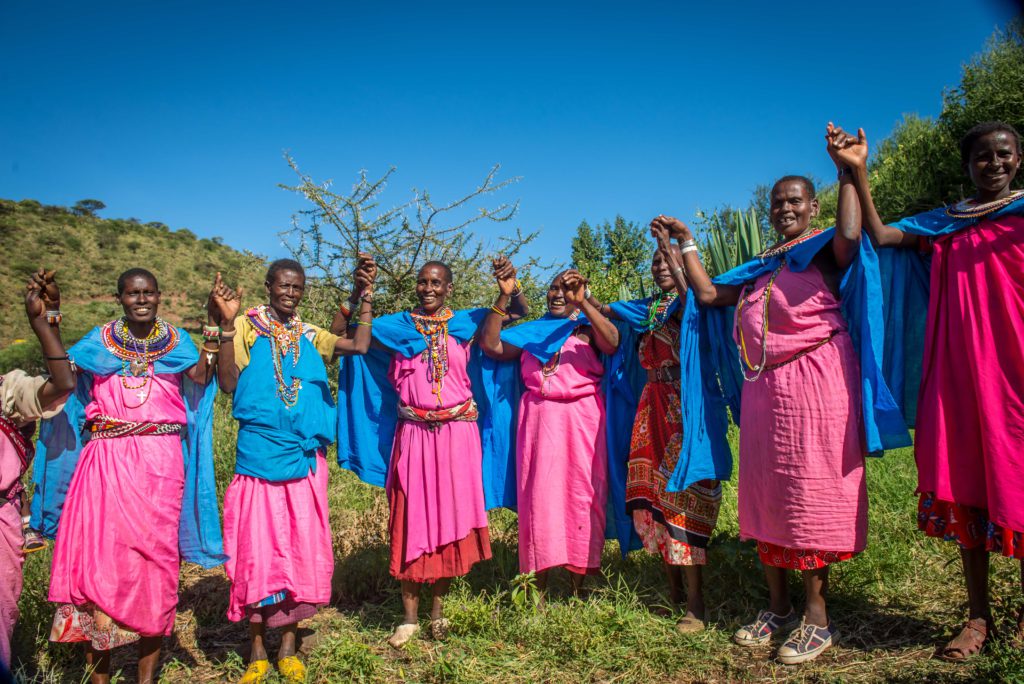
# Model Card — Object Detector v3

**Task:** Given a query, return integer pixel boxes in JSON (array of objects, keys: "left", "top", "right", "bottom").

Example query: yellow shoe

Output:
[
  {"left": 238, "top": 659, "right": 270, "bottom": 684},
  {"left": 277, "top": 655, "right": 306, "bottom": 683}
]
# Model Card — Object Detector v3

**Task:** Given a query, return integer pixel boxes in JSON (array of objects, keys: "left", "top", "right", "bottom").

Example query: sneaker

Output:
[
  {"left": 733, "top": 608, "right": 798, "bottom": 646},
  {"left": 777, "top": 620, "right": 837, "bottom": 664}
]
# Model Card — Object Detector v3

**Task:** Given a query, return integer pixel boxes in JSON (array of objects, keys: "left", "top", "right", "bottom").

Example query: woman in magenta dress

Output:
[
  {"left": 45, "top": 268, "right": 223, "bottom": 684},
  {"left": 832, "top": 121, "right": 1024, "bottom": 660},
  {"left": 657, "top": 128, "right": 866, "bottom": 663},
  {"left": 479, "top": 269, "right": 619, "bottom": 597},
  {"left": 215, "top": 257, "right": 375, "bottom": 684}
]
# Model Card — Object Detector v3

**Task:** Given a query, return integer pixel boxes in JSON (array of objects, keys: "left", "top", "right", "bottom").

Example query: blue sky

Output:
[{"left": 1, "top": 1, "right": 1018, "bottom": 264}]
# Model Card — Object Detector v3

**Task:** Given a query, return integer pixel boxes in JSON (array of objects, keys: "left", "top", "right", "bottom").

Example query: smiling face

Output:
[
  {"left": 546, "top": 272, "right": 571, "bottom": 318},
  {"left": 770, "top": 180, "right": 819, "bottom": 239},
  {"left": 117, "top": 274, "right": 161, "bottom": 324},
  {"left": 966, "top": 130, "right": 1021, "bottom": 201},
  {"left": 651, "top": 248, "right": 679, "bottom": 293},
  {"left": 416, "top": 264, "right": 453, "bottom": 314},
  {"left": 266, "top": 269, "right": 305, "bottom": 319}
]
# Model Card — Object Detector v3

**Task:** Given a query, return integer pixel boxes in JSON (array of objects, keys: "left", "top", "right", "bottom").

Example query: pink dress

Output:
[
  {"left": 0, "top": 437, "right": 24, "bottom": 667},
  {"left": 387, "top": 338, "right": 491, "bottom": 580},
  {"left": 516, "top": 333, "right": 608, "bottom": 574},
  {"left": 915, "top": 215, "right": 1024, "bottom": 544},
  {"left": 735, "top": 264, "right": 867, "bottom": 554},
  {"left": 49, "top": 370, "right": 187, "bottom": 638}
]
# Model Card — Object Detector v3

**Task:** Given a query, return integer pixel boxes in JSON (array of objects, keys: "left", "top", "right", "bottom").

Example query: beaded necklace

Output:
[
  {"left": 247, "top": 305, "right": 303, "bottom": 408},
  {"left": 410, "top": 306, "right": 454, "bottom": 406},
  {"left": 735, "top": 263, "right": 785, "bottom": 383},
  {"left": 642, "top": 291, "right": 678, "bottom": 332},
  {"left": 945, "top": 189, "right": 1024, "bottom": 219},
  {"left": 102, "top": 318, "right": 178, "bottom": 405},
  {"left": 758, "top": 227, "right": 825, "bottom": 260}
]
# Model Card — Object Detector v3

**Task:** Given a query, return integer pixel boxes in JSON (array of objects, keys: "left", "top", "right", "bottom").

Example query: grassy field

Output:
[{"left": 9, "top": 397, "right": 1024, "bottom": 684}]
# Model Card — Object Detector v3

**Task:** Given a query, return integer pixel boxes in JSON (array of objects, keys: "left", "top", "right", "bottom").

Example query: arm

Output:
[
  {"left": 331, "top": 253, "right": 377, "bottom": 356},
  {"left": 831, "top": 126, "right": 917, "bottom": 249},
  {"left": 493, "top": 255, "right": 529, "bottom": 323},
  {"left": 330, "top": 253, "right": 378, "bottom": 337},
  {"left": 651, "top": 223, "right": 690, "bottom": 299},
  {"left": 186, "top": 274, "right": 231, "bottom": 386},
  {"left": 654, "top": 217, "right": 742, "bottom": 307},
  {"left": 207, "top": 273, "right": 243, "bottom": 394},
  {"left": 479, "top": 262, "right": 523, "bottom": 361},
  {"left": 826, "top": 122, "right": 862, "bottom": 269},
  {"left": 25, "top": 269, "right": 76, "bottom": 407},
  {"left": 563, "top": 273, "right": 619, "bottom": 355}
]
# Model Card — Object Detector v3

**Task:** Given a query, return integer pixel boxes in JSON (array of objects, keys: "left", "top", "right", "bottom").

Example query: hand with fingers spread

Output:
[
  {"left": 25, "top": 268, "right": 61, "bottom": 323},
  {"left": 826, "top": 122, "right": 869, "bottom": 171},
  {"left": 492, "top": 255, "right": 519, "bottom": 297},
  {"left": 208, "top": 272, "right": 243, "bottom": 327}
]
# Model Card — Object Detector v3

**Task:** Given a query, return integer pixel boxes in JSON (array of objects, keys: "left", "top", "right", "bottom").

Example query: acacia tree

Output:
[{"left": 279, "top": 155, "right": 548, "bottom": 320}]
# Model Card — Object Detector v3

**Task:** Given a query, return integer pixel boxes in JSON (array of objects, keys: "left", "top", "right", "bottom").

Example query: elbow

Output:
[
  {"left": 52, "top": 376, "right": 76, "bottom": 395},
  {"left": 695, "top": 290, "right": 717, "bottom": 307}
]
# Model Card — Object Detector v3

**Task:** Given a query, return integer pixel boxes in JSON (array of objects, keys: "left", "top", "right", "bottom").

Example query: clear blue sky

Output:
[{"left": 1, "top": 1, "right": 1018, "bottom": 264}]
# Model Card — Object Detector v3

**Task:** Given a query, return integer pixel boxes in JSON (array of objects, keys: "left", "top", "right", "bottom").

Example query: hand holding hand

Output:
[
  {"left": 649, "top": 222, "right": 673, "bottom": 254},
  {"left": 652, "top": 215, "right": 693, "bottom": 242},
  {"left": 208, "top": 272, "right": 243, "bottom": 326},
  {"left": 25, "top": 268, "right": 60, "bottom": 322},
  {"left": 561, "top": 271, "right": 588, "bottom": 306},
  {"left": 825, "top": 122, "right": 869, "bottom": 170},
  {"left": 353, "top": 252, "right": 378, "bottom": 295},
  {"left": 493, "top": 255, "right": 519, "bottom": 297}
]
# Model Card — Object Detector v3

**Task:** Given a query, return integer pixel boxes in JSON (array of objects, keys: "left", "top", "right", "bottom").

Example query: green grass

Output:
[{"left": 10, "top": 411, "right": 1024, "bottom": 682}]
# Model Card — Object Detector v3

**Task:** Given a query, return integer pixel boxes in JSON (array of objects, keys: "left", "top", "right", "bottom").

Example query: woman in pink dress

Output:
[
  {"left": 46, "top": 268, "right": 224, "bottom": 684},
  {"left": 654, "top": 127, "right": 866, "bottom": 663},
  {"left": 215, "top": 257, "right": 375, "bottom": 684},
  {"left": 0, "top": 271, "right": 74, "bottom": 674},
  {"left": 832, "top": 121, "right": 1024, "bottom": 660},
  {"left": 479, "top": 269, "right": 619, "bottom": 598}
]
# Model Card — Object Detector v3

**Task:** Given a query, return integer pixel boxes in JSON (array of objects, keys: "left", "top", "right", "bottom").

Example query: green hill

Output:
[{"left": 0, "top": 198, "right": 268, "bottom": 371}]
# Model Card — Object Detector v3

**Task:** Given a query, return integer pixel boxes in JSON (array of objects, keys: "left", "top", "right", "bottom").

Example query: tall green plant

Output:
[{"left": 697, "top": 207, "right": 766, "bottom": 277}]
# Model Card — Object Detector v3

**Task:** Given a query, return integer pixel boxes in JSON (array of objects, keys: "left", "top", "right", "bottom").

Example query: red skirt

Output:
[
  {"left": 388, "top": 486, "right": 492, "bottom": 582},
  {"left": 917, "top": 493, "right": 1024, "bottom": 559},
  {"left": 756, "top": 541, "right": 856, "bottom": 570}
]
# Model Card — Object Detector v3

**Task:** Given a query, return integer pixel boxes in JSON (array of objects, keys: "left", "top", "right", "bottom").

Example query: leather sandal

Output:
[{"left": 938, "top": 617, "right": 991, "bottom": 662}]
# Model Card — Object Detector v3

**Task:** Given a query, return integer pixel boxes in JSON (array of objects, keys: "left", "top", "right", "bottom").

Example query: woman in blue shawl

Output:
[{"left": 660, "top": 129, "right": 867, "bottom": 664}]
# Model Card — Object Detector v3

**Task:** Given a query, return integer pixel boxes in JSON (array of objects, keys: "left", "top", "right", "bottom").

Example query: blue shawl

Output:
[
  {"left": 500, "top": 313, "right": 642, "bottom": 555},
  {"left": 875, "top": 194, "right": 1024, "bottom": 424},
  {"left": 700, "top": 229, "right": 912, "bottom": 462},
  {"left": 29, "top": 326, "right": 225, "bottom": 568},
  {"left": 233, "top": 333, "right": 337, "bottom": 481},
  {"left": 335, "top": 308, "right": 520, "bottom": 510}
]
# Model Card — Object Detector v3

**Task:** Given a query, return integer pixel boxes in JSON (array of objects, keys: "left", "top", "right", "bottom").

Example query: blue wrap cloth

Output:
[
  {"left": 500, "top": 313, "right": 642, "bottom": 555},
  {"left": 336, "top": 308, "right": 520, "bottom": 510},
  {"left": 29, "top": 326, "right": 226, "bottom": 568},
  {"left": 232, "top": 333, "right": 337, "bottom": 482}
]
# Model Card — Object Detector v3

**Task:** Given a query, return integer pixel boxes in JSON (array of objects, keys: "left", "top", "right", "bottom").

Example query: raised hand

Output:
[
  {"left": 492, "top": 255, "right": 519, "bottom": 297},
  {"left": 353, "top": 252, "right": 378, "bottom": 295},
  {"left": 652, "top": 215, "right": 694, "bottom": 243},
  {"left": 561, "top": 271, "right": 588, "bottom": 306},
  {"left": 826, "top": 122, "right": 869, "bottom": 170},
  {"left": 650, "top": 222, "right": 673, "bottom": 254},
  {"left": 208, "top": 272, "right": 243, "bottom": 326},
  {"left": 25, "top": 268, "right": 60, "bottom": 322}
]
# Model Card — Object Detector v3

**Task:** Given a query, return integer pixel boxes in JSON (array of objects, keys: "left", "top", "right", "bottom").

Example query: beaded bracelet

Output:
[
  {"left": 202, "top": 325, "right": 221, "bottom": 339},
  {"left": 45, "top": 353, "right": 71, "bottom": 362},
  {"left": 509, "top": 279, "right": 523, "bottom": 297},
  {"left": 220, "top": 328, "right": 237, "bottom": 340},
  {"left": 490, "top": 305, "right": 509, "bottom": 317},
  {"left": 45, "top": 310, "right": 62, "bottom": 325},
  {"left": 351, "top": 319, "right": 372, "bottom": 327},
  {"left": 338, "top": 303, "right": 352, "bottom": 318}
]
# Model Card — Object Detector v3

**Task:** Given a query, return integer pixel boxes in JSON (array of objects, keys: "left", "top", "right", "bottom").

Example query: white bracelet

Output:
[
  {"left": 584, "top": 287, "right": 592, "bottom": 300},
  {"left": 680, "top": 244, "right": 699, "bottom": 255}
]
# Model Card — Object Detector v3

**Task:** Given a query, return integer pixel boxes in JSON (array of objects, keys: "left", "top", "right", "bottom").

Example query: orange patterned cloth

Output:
[
  {"left": 626, "top": 318, "right": 721, "bottom": 566},
  {"left": 756, "top": 542, "right": 856, "bottom": 570},
  {"left": 917, "top": 493, "right": 1024, "bottom": 559}
]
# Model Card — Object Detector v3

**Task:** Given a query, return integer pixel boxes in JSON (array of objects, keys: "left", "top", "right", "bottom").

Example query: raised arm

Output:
[
  {"left": 185, "top": 273, "right": 234, "bottom": 386},
  {"left": 207, "top": 273, "right": 243, "bottom": 393},
  {"left": 825, "top": 122, "right": 863, "bottom": 269},
  {"left": 563, "top": 272, "right": 619, "bottom": 355},
  {"left": 330, "top": 254, "right": 377, "bottom": 337},
  {"left": 332, "top": 253, "right": 376, "bottom": 356},
  {"left": 24, "top": 269, "right": 76, "bottom": 407},
  {"left": 830, "top": 126, "right": 917, "bottom": 249},
  {"left": 653, "top": 216, "right": 742, "bottom": 307},
  {"left": 493, "top": 255, "right": 529, "bottom": 322},
  {"left": 479, "top": 258, "right": 524, "bottom": 361}
]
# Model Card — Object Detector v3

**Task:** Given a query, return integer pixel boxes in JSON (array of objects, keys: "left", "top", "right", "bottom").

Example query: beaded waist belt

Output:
[
  {"left": 0, "top": 414, "right": 31, "bottom": 503},
  {"left": 85, "top": 415, "right": 184, "bottom": 439},
  {"left": 646, "top": 366, "right": 681, "bottom": 383},
  {"left": 398, "top": 398, "right": 478, "bottom": 431},
  {"left": 762, "top": 330, "right": 842, "bottom": 373}
]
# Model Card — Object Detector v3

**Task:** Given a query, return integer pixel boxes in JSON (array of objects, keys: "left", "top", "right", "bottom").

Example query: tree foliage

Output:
[
  {"left": 569, "top": 216, "right": 651, "bottom": 302},
  {"left": 71, "top": 198, "right": 106, "bottom": 217},
  {"left": 279, "top": 156, "right": 549, "bottom": 320}
]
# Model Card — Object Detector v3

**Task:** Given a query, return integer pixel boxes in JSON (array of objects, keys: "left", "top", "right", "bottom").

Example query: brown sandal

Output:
[{"left": 938, "top": 617, "right": 991, "bottom": 662}]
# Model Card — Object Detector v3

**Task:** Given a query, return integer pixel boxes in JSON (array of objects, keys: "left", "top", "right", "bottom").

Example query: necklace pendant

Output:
[
  {"left": 136, "top": 388, "right": 148, "bottom": 402},
  {"left": 130, "top": 358, "right": 148, "bottom": 376}
]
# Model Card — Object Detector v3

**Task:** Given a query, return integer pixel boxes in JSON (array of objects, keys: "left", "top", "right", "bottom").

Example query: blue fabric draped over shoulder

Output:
[
  {"left": 29, "top": 326, "right": 226, "bottom": 568},
  {"left": 872, "top": 196, "right": 1024, "bottom": 425},
  {"left": 701, "top": 228, "right": 912, "bottom": 457},
  {"left": 335, "top": 308, "right": 520, "bottom": 510},
  {"left": 610, "top": 293, "right": 734, "bottom": 493},
  {"left": 233, "top": 333, "right": 337, "bottom": 482},
  {"left": 500, "top": 313, "right": 642, "bottom": 555}
]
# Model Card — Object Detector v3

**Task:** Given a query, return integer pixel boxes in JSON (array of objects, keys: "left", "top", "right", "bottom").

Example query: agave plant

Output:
[{"left": 700, "top": 207, "right": 766, "bottom": 277}]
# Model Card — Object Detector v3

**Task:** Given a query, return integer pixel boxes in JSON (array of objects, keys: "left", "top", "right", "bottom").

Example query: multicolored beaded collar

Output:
[
  {"left": 642, "top": 291, "right": 678, "bottom": 332},
  {"left": 757, "top": 227, "right": 825, "bottom": 260},
  {"left": 946, "top": 189, "right": 1024, "bottom": 219},
  {"left": 410, "top": 306, "right": 454, "bottom": 406},
  {"left": 246, "top": 305, "right": 302, "bottom": 407},
  {"left": 100, "top": 317, "right": 179, "bottom": 363}
]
